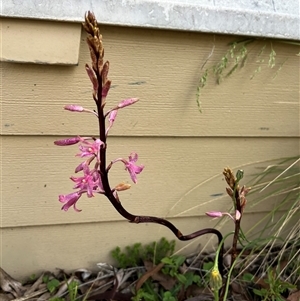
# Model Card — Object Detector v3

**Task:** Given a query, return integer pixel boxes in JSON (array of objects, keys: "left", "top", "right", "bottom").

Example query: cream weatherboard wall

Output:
[{"left": 1, "top": 18, "right": 299, "bottom": 279}]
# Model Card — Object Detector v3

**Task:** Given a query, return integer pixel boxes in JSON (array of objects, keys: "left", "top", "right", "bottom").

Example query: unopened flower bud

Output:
[
  {"left": 118, "top": 98, "right": 139, "bottom": 108},
  {"left": 240, "top": 185, "right": 250, "bottom": 196},
  {"left": 64, "top": 105, "right": 84, "bottom": 112},
  {"left": 102, "top": 80, "right": 111, "bottom": 97},
  {"left": 101, "top": 61, "right": 110, "bottom": 83},
  {"left": 85, "top": 64, "right": 98, "bottom": 92},
  {"left": 236, "top": 169, "right": 244, "bottom": 182},
  {"left": 206, "top": 211, "right": 223, "bottom": 218},
  {"left": 109, "top": 110, "right": 118, "bottom": 123},
  {"left": 223, "top": 167, "right": 235, "bottom": 190},
  {"left": 240, "top": 197, "right": 247, "bottom": 209},
  {"left": 210, "top": 267, "right": 223, "bottom": 291},
  {"left": 54, "top": 137, "right": 81, "bottom": 146},
  {"left": 115, "top": 183, "right": 131, "bottom": 191},
  {"left": 235, "top": 210, "right": 241, "bottom": 220},
  {"left": 226, "top": 187, "right": 233, "bottom": 197}
]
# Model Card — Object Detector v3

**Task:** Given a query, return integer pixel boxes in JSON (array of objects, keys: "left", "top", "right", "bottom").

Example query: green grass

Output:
[{"left": 196, "top": 38, "right": 299, "bottom": 112}]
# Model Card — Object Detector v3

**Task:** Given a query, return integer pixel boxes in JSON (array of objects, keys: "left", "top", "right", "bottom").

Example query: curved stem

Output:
[
  {"left": 106, "top": 187, "right": 224, "bottom": 276},
  {"left": 84, "top": 10, "right": 224, "bottom": 280}
]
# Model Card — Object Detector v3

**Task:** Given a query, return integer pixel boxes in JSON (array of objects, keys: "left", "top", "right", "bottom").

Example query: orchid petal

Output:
[
  {"left": 59, "top": 192, "right": 82, "bottom": 212},
  {"left": 125, "top": 152, "right": 144, "bottom": 183}
]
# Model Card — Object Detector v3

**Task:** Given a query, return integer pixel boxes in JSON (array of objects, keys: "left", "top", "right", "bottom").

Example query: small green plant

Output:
[
  {"left": 132, "top": 288, "right": 157, "bottom": 301},
  {"left": 251, "top": 269, "right": 296, "bottom": 301},
  {"left": 43, "top": 274, "right": 60, "bottom": 294},
  {"left": 162, "top": 291, "right": 177, "bottom": 301},
  {"left": 42, "top": 275, "right": 80, "bottom": 301},
  {"left": 111, "top": 237, "right": 176, "bottom": 268},
  {"left": 161, "top": 255, "right": 201, "bottom": 290},
  {"left": 67, "top": 280, "right": 79, "bottom": 301},
  {"left": 133, "top": 254, "right": 202, "bottom": 300},
  {"left": 112, "top": 240, "right": 205, "bottom": 300}
]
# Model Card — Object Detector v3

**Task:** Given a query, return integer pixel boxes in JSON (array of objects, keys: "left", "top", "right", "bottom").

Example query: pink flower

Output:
[
  {"left": 71, "top": 165, "right": 104, "bottom": 197},
  {"left": 125, "top": 153, "right": 144, "bottom": 183},
  {"left": 71, "top": 168, "right": 94, "bottom": 198},
  {"left": 91, "top": 171, "right": 104, "bottom": 193},
  {"left": 75, "top": 157, "right": 96, "bottom": 173},
  {"left": 206, "top": 210, "right": 242, "bottom": 222},
  {"left": 59, "top": 164, "right": 104, "bottom": 212},
  {"left": 59, "top": 192, "right": 82, "bottom": 212},
  {"left": 75, "top": 161, "right": 87, "bottom": 173},
  {"left": 112, "top": 153, "right": 144, "bottom": 183},
  {"left": 77, "top": 139, "right": 103, "bottom": 158}
]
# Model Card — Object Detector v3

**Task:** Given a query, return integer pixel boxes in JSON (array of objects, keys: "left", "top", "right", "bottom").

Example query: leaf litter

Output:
[{"left": 1, "top": 242, "right": 299, "bottom": 301}]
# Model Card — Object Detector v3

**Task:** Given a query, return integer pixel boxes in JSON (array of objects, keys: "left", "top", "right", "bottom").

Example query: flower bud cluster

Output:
[{"left": 206, "top": 168, "right": 250, "bottom": 223}]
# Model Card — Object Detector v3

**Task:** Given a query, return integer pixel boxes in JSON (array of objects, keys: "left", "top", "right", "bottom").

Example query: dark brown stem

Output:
[
  {"left": 231, "top": 186, "right": 242, "bottom": 264},
  {"left": 106, "top": 183, "right": 224, "bottom": 276}
]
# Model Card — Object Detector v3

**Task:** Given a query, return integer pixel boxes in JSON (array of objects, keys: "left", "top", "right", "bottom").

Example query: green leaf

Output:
[
  {"left": 162, "top": 291, "right": 176, "bottom": 301},
  {"left": 47, "top": 279, "right": 60, "bottom": 293},
  {"left": 176, "top": 273, "right": 186, "bottom": 284},
  {"left": 169, "top": 270, "right": 176, "bottom": 277},
  {"left": 161, "top": 257, "right": 173, "bottom": 265},
  {"left": 67, "top": 280, "right": 78, "bottom": 300},
  {"left": 181, "top": 272, "right": 195, "bottom": 288},
  {"left": 192, "top": 274, "right": 201, "bottom": 284},
  {"left": 242, "top": 272, "right": 254, "bottom": 282},
  {"left": 252, "top": 288, "right": 264, "bottom": 296},
  {"left": 174, "top": 255, "right": 185, "bottom": 267},
  {"left": 42, "top": 275, "right": 49, "bottom": 283},
  {"left": 203, "top": 261, "right": 214, "bottom": 271}
]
